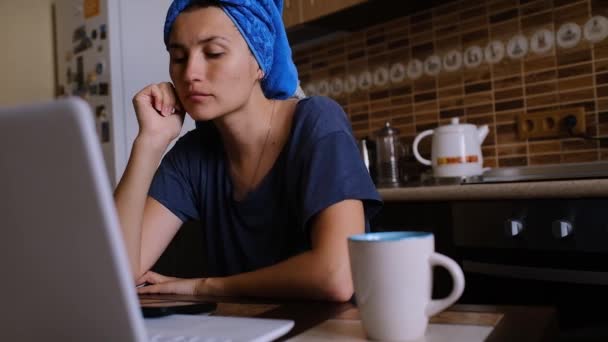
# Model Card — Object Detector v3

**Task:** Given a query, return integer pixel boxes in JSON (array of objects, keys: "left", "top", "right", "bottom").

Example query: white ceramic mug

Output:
[{"left": 348, "top": 231, "right": 465, "bottom": 341}]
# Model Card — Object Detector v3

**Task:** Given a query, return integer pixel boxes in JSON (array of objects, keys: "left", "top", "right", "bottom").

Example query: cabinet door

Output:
[
  {"left": 282, "top": 0, "right": 302, "bottom": 28},
  {"left": 301, "top": 0, "right": 368, "bottom": 23}
]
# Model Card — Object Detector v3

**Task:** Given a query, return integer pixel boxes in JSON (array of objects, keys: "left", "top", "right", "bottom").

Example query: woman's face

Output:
[{"left": 168, "top": 6, "right": 261, "bottom": 121}]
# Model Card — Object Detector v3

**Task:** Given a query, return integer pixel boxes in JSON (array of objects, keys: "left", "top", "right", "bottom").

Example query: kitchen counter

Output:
[
  {"left": 139, "top": 294, "right": 558, "bottom": 341},
  {"left": 377, "top": 178, "right": 608, "bottom": 202}
]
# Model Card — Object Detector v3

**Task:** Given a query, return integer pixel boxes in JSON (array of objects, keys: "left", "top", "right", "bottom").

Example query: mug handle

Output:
[
  {"left": 412, "top": 130, "right": 434, "bottom": 166},
  {"left": 425, "top": 253, "right": 465, "bottom": 317}
]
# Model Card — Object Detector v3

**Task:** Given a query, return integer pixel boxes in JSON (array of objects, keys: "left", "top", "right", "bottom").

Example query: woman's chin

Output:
[{"left": 185, "top": 107, "right": 220, "bottom": 121}]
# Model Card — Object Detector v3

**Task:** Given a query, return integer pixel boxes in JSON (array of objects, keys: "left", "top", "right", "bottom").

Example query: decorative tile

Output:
[
  {"left": 554, "top": 2, "right": 590, "bottom": 23},
  {"left": 522, "top": 10, "right": 554, "bottom": 29},
  {"left": 465, "top": 82, "right": 493, "bottom": 94},
  {"left": 294, "top": 0, "right": 607, "bottom": 168},
  {"left": 558, "top": 75, "right": 594, "bottom": 90},
  {"left": 527, "top": 93, "right": 560, "bottom": 108},
  {"left": 530, "top": 153, "right": 562, "bottom": 165},
  {"left": 484, "top": 157, "right": 498, "bottom": 168},
  {"left": 483, "top": 145, "right": 497, "bottom": 157},
  {"left": 489, "top": 0, "right": 519, "bottom": 14},
  {"left": 496, "top": 123, "right": 520, "bottom": 143},
  {"left": 520, "top": 0, "right": 553, "bottom": 17},
  {"left": 498, "top": 156, "right": 528, "bottom": 167},
  {"left": 562, "top": 151, "right": 599, "bottom": 162},
  {"left": 558, "top": 63, "right": 593, "bottom": 78},
  {"left": 496, "top": 110, "right": 521, "bottom": 123},
  {"left": 529, "top": 140, "right": 561, "bottom": 153},
  {"left": 562, "top": 139, "right": 599, "bottom": 151},
  {"left": 467, "top": 103, "right": 495, "bottom": 116},
  {"left": 497, "top": 143, "right": 528, "bottom": 156},
  {"left": 495, "top": 87, "right": 524, "bottom": 101},
  {"left": 526, "top": 81, "right": 557, "bottom": 96},
  {"left": 439, "top": 108, "right": 464, "bottom": 119}
]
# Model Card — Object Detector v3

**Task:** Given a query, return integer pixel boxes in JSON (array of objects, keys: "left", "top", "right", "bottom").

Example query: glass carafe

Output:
[{"left": 375, "top": 121, "right": 405, "bottom": 187}]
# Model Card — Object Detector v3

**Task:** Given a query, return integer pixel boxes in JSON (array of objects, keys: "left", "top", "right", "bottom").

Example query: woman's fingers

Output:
[
  {"left": 135, "top": 272, "right": 204, "bottom": 295},
  {"left": 137, "top": 282, "right": 173, "bottom": 294},
  {"left": 158, "top": 83, "right": 171, "bottom": 116},
  {"left": 135, "top": 82, "right": 182, "bottom": 117},
  {"left": 158, "top": 82, "right": 180, "bottom": 116},
  {"left": 145, "top": 83, "right": 173, "bottom": 117},
  {"left": 170, "top": 84, "right": 184, "bottom": 113},
  {"left": 132, "top": 82, "right": 185, "bottom": 144},
  {"left": 135, "top": 274, "right": 147, "bottom": 286},
  {"left": 137, "top": 271, "right": 169, "bottom": 285},
  {"left": 135, "top": 271, "right": 165, "bottom": 287},
  {"left": 136, "top": 278, "right": 199, "bottom": 295},
  {"left": 140, "top": 270, "right": 173, "bottom": 284},
  {"left": 148, "top": 85, "right": 164, "bottom": 115}
]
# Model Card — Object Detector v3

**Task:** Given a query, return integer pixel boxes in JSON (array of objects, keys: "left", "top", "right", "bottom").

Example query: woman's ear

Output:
[{"left": 257, "top": 68, "right": 264, "bottom": 81}]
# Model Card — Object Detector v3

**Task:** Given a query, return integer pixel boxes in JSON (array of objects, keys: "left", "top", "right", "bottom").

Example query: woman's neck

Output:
[
  {"left": 213, "top": 89, "right": 286, "bottom": 200},
  {"left": 213, "top": 90, "right": 274, "bottom": 165}
]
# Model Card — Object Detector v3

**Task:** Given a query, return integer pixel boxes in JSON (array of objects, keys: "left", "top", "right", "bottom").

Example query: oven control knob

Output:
[
  {"left": 552, "top": 220, "right": 574, "bottom": 238},
  {"left": 504, "top": 219, "right": 524, "bottom": 237}
]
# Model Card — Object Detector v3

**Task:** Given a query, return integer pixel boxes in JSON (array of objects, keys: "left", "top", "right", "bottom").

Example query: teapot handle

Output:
[{"left": 413, "top": 129, "right": 434, "bottom": 166}]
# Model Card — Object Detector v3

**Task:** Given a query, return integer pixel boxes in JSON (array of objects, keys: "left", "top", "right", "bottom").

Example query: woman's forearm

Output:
[
  {"left": 113, "top": 135, "right": 168, "bottom": 279},
  {"left": 205, "top": 249, "right": 354, "bottom": 302},
  {"left": 204, "top": 200, "right": 364, "bottom": 302}
]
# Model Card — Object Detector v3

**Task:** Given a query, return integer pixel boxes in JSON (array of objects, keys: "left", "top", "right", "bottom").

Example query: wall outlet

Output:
[{"left": 518, "top": 107, "right": 586, "bottom": 140}]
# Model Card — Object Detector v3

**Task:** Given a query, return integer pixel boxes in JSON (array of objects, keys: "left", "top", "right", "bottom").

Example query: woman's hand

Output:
[
  {"left": 132, "top": 82, "right": 185, "bottom": 147},
  {"left": 136, "top": 271, "right": 206, "bottom": 296}
]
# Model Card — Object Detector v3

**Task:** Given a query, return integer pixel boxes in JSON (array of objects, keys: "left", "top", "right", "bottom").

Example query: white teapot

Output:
[{"left": 412, "top": 117, "right": 489, "bottom": 178}]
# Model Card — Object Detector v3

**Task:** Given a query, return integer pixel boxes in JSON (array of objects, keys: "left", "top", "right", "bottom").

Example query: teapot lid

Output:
[
  {"left": 376, "top": 121, "right": 400, "bottom": 137},
  {"left": 437, "top": 116, "right": 475, "bottom": 132}
]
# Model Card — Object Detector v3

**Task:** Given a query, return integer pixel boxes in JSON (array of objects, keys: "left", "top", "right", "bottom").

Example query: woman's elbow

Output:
[{"left": 320, "top": 270, "right": 354, "bottom": 302}]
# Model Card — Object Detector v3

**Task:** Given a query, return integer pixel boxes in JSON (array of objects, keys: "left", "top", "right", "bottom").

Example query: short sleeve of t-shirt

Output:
[
  {"left": 148, "top": 131, "right": 203, "bottom": 222},
  {"left": 294, "top": 96, "right": 382, "bottom": 230}
]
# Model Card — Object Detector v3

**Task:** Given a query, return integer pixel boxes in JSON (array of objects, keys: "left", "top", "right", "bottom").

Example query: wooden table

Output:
[{"left": 139, "top": 294, "right": 557, "bottom": 341}]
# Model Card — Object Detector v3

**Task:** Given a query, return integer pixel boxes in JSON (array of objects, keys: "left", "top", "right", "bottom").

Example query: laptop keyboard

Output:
[{"left": 149, "top": 335, "right": 232, "bottom": 342}]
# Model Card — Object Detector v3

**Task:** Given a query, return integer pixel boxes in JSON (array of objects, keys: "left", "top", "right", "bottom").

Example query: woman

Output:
[{"left": 114, "top": 0, "right": 382, "bottom": 302}]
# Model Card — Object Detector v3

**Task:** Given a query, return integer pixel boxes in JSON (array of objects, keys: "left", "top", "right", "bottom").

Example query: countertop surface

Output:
[
  {"left": 377, "top": 177, "right": 608, "bottom": 201},
  {"left": 139, "top": 294, "right": 558, "bottom": 342}
]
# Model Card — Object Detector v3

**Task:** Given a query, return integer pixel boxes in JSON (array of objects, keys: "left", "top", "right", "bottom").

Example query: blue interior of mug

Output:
[{"left": 349, "top": 231, "right": 432, "bottom": 242}]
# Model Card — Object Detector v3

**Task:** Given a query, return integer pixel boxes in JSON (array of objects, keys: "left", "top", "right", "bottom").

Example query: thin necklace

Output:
[{"left": 247, "top": 99, "right": 276, "bottom": 193}]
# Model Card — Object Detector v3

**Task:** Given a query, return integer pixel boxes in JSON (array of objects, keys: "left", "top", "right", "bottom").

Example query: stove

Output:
[
  {"left": 375, "top": 161, "right": 608, "bottom": 340},
  {"left": 411, "top": 161, "right": 608, "bottom": 186},
  {"left": 466, "top": 161, "right": 608, "bottom": 184},
  {"left": 448, "top": 164, "right": 608, "bottom": 341}
]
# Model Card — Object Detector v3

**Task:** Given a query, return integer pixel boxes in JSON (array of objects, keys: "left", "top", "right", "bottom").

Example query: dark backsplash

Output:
[{"left": 293, "top": 0, "right": 608, "bottom": 168}]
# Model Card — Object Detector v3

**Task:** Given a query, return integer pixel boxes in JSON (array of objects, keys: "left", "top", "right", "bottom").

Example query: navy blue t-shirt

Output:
[{"left": 149, "top": 96, "right": 382, "bottom": 277}]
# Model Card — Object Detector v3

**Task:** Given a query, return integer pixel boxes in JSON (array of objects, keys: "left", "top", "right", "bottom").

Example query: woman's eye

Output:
[
  {"left": 206, "top": 51, "right": 224, "bottom": 59},
  {"left": 170, "top": 55, "right": 186, "bottom": 64}
]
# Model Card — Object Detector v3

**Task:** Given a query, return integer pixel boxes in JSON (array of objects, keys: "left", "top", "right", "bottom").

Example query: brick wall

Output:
[{"left": 294, "top": 0, "right": 608, "bottom": 168}]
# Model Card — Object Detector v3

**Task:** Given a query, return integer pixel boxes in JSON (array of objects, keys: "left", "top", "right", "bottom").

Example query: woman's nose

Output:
[{"left": 183, "top": 57, "right": 206, "bottom": 83}]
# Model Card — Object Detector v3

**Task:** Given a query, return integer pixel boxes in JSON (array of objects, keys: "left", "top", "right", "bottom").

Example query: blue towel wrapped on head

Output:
[{"left": 164, "top": 0, "right": 298, "bottom": 100}]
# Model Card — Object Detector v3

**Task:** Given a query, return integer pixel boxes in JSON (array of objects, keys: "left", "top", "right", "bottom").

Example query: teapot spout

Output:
[{"left": 478, "top": 125, "right": 489, "bottom": 143}]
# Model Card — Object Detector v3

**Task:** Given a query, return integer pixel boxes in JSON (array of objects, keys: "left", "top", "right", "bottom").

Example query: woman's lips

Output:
[{"left": 187, "top": 92, "right": 212, "bottom": 103}]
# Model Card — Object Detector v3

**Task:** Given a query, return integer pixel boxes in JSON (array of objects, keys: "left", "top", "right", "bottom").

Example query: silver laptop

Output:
[{"left": 0, "top": 97, "right": 294, "bottom": 341}]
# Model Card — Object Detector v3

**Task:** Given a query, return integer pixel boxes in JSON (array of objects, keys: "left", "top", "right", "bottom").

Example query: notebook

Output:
[{"left": 0, "top": 97, "right": 294, "bottom": 341}]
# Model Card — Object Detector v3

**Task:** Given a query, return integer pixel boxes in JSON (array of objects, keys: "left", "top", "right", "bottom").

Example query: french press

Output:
[{"left": 374, "top": 121, "right": 406, "bottom": 187}]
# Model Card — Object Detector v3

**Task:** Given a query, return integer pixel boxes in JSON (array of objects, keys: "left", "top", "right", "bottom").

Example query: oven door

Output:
[{"left": 452, "top": 199, "right": 608, "bottom": 334}]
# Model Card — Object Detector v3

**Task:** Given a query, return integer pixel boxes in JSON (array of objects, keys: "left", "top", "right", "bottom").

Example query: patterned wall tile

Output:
[{"left": 293, "top": 0, "right": 608, "bottom": 167}]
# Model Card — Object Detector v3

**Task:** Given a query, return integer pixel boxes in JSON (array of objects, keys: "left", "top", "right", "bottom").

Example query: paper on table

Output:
[{"left": 287, "top": 319, "right": 494, "bottom": 342}]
